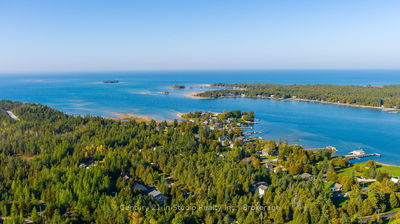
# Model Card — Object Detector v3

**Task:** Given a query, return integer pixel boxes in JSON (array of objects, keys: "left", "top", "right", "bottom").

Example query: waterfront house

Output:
[
  {"left": 391, "top": 177, "right": 399, "bottom": 184},
  {"left": 235, "top": 136, "right": 247, "bottom": 142}
]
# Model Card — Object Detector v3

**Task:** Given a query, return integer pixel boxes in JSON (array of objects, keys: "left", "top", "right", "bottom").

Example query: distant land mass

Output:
[{"left": 197, "top": 83, "right": 400, "bottom": 111}]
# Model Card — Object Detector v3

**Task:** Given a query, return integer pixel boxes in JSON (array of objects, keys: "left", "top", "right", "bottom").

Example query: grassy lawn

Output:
[
  {"left": 380, "top": 165, "right": 400, "bottom": 176},
  {"left": 338, "top": 161, "right": 400, "bottom": 177}
]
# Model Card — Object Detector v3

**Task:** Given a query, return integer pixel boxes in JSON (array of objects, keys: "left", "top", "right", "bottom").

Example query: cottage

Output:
[
  {"left": 273, "top": 166, "right": 286, "bottom": 173},
  {"left": 148, "top": 190, "right": 167, "bottom": 203},
  {"left": 258, "top": 185, "right": 268, "bottom": 198},
  {"left": 330, "top": 183, "right": 343, "bottom": 192},
  {"left": 264, "top": 149, "right": 278, "bottom": 156},
  {"left": 252, "top": 182, "right": 269, "bottom": 198},
  {"left": 235, "top": 136, "right": 247, "bottom": 142},
  {"left": 299, "top": 173, "right": 314, "bottom": 180},
  {"left": 391, "top": 177, "right": 399, "bottom": 184},
  {"left": 218, "top": 153, "right": 228, "bottom": 158},
  {"left": 332, "top": 192, "right": 344, "bottom": 198},
  {"left": 120, "top": 173, "right": 131, "bottom": 180},
  {"left": 181, "top": 189, "right": 190, "bottom": 198},
  {"left": 265, "top": 162, "right": 274, "bottom": 170},
  {"left": 356, "top": 176, "right": 376, "bottom": 183},
  {"left": 326, "top": 146, "right": 338, "bottom": 151},
  {"left": 268, "top": 158, "right": 279, "bottom": 163},
  {"left": 241, "top": 157, "right": 256, "bottom": 163},
  {"left": 165, "top": 177, "right": 175, "bottom": 188},
  {"left": 210, "top": 124, "right": 222, "bottom": 130},
  {"left": 218, "top": 136, "right": 231, "bottom": 146},
  {"left": 132, "top": 183, "right": 150, "bottom": 193},
  {"left": 218, "top": 136, "right": 231, "bottom": 142}
]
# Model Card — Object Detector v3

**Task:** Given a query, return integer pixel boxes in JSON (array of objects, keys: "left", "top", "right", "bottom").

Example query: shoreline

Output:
[
  {"left": 376, "top": 161, "right": 400, "bottom": 168},
  {"left": 292, "top": 98, "right": 399, "bottom": 112},
  {"left": 200, "top": 95, "right": 400, "bottom": 112},
  {"left": 184, "top": 91, "right": 211, "bottom": 99},
  {"left": 176, "top": 112, "right": 184, "bottom": 119},
  {"left": 111, "top": 112, "right": 153, "bottom": 122},
  {"left": 350, "top": 160, "right": 400, "bottom": 168}
]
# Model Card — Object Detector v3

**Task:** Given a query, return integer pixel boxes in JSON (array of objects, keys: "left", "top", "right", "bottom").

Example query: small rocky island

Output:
[
  {"left": 102, "top": 80, "right": 119, "bottom": 84},
  {"left": 171, "top": 85, "right": 185, "bottom": 89}
]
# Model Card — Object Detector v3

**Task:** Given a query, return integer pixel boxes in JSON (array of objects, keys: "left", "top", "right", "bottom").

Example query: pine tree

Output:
[
  {"left": 130, "top": 211, "right": 143, "bottom": 224},
  {"left": 390, "top": 193, "right": 399, "bottom": 209},
  {"left": 340, "top": 212, "right": 350, "bottom": 224},
  {"left": 31, "top": 207, "right": 38, "bottom": 223}
]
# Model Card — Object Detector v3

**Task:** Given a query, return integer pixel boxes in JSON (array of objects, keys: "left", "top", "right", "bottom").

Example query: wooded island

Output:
[{"left": 196, "top": 83, "right": 400, "bottom": 110}]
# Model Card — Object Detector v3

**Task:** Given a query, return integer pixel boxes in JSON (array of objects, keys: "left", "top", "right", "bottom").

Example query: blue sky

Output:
[{"left": 0, "top": 0, "right": 399, "bottom": 73}]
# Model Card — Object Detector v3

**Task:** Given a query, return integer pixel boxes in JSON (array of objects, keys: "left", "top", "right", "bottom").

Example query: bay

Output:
[{"left": 1, "top": 70, "right": 400, "bottom": 164}]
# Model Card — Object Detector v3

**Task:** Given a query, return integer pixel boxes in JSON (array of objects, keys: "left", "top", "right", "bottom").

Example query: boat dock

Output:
[
  {"left": 345, "top": 153, "right": 381, "bottom": 160},
  {"left": 243, "top": 131, "right": 262, "bottom": 135},
  {"left": 332, "top": 148, "right": 382, "bottom": 160}
]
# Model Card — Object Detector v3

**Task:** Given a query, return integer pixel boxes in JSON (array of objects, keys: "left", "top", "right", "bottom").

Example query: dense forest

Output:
[
  {"left": 197, "top": 83, "right": 400, "bottom": 109},
  {"left": 0, "top": 100, "right": 400, "bottom": 223}
]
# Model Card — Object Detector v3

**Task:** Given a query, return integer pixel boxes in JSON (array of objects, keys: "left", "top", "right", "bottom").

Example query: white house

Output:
[
  {"left": 391, "top": 177, "right": 399, "bottom": 184},
  {"left": 258, "top": 185, "right": 268, "bottom": 198}
]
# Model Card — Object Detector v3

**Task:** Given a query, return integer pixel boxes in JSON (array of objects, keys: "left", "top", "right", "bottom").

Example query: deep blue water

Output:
[{"left": 1, "top": 70, "right": 400, "bottom": 165}]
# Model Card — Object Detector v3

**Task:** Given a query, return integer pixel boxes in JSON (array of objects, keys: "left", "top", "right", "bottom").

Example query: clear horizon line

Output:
[{"left": 1, "top": 68, "right": 400, "bottom": 76}]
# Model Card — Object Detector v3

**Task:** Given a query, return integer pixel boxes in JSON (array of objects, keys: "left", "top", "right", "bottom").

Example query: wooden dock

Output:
[
  {"left": 243, "top": 131, "right": 262, "bottom": 135},
  {"left": 344, "top": 153, "right": 381, "bottom": 160}
]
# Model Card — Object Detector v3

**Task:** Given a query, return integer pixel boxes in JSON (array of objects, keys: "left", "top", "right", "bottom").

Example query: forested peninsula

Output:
[
  {"left": 196, "top": 83, "right": 400, "bottom": 110},
  {"left": 1, "top": 100, "right": 400, "bottom": 223}
]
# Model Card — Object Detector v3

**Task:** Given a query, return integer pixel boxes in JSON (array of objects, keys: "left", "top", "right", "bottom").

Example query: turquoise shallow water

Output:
[{"left": 1, "top": 70, "right": 400, "bottom": 164}]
